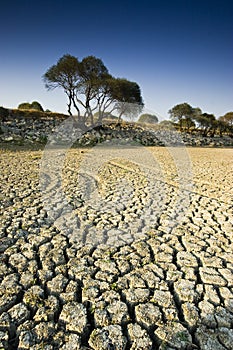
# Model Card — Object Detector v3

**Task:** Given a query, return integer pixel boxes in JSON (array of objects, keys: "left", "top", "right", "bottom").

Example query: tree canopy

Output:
[
  {"left": 43, "top": 54, "right": 144, "bottom": 126},
  {"left": 168, "top": 102, "right": 198, "bottom": 130},
  {"left": 219, "top": 111, "right": 233, "bottom": 126}
]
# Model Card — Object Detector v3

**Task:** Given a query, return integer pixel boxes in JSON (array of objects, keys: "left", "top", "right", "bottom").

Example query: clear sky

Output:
[{"left": 1, "top": 0, "right": 232, "bottom": 120}]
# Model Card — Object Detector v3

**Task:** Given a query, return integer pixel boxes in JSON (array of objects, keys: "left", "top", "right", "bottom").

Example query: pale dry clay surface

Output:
[{"left": 0, "top": 145, "right": 232, "bottom": 350}]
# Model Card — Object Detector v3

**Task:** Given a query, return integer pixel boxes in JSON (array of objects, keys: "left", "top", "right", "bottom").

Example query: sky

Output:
[{"left": 0, "top": 0, "right": 232, "bottom": 120}]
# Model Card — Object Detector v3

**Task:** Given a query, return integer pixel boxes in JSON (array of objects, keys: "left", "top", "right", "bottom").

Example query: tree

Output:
[
  {"left": 43, "top": 54, "right": 81, "bottom": 118},
  {"left": 196, "top": 113, "right": 216, "bottom": 136},
  {"left": 43, "top": 54, "right": 144, "bottom": 126},
  {"left": 220, "top": 112, "right": 233, "bottom": 126},
  {"left": 179, "top": 117, "right": 195, "bottom": 132},
  {"left": 168, "top": 103, "right": 195, "bottom": 130},
  {"left": 110, "top": 79, "right": 144, "bottom": 121},
  {"left": 138, "top": 113, "right": 158, "bottom": 124},
  {"left": 218, "top": 113, "right": 233, "bottom": 136},
  {"left": 216, "top": 119, "right": 229, "bottom": 137},
  {"left": 75, "top": 55, "right": 110, "bottom": 124}
]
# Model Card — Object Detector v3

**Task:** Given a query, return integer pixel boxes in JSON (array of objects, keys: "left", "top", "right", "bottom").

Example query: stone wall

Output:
[{"left": 0, "top": 114, "right": 232, "bottom": 147}]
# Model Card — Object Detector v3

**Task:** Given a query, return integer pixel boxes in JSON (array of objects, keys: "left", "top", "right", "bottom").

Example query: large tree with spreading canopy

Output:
[{"left": 43, "top": 54, "right": 143, "bottom": 126}]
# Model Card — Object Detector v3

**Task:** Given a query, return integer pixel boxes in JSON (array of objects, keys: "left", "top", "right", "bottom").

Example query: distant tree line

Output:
[
  {"left": 43, "top": 54, "right": 144, "bottom": 126},
  {"left": 168, "top": 103, "right": 233, "bottom": 137}
]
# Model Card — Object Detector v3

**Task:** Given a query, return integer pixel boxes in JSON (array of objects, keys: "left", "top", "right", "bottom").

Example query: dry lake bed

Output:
[{"left": 0, "top": 145, "right": 232, "bottom": 349}]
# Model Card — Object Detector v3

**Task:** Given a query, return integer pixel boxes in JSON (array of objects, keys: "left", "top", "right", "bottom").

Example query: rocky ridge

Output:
[{"left": 0, "top": 114, "right": 233, "bottom": 147}]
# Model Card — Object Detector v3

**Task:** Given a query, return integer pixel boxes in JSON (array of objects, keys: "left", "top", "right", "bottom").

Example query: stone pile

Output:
[{"left": 1, "top": 114, "right": 233, "bottom": 147}]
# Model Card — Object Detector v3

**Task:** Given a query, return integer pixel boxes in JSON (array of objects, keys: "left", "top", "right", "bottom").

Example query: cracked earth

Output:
[{"left": 0, "top": 144, "right": 232, "bottom": 349}]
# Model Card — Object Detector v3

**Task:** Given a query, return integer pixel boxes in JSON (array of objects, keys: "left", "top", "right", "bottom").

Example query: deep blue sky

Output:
[{"left": 1, "top": 0, "right": 232, "bottom": 119}]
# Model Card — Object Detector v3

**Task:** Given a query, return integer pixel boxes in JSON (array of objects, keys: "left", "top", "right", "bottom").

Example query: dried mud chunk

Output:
[
  {"left": 47, "top": 273, "right": 68, "bottom": 295},
  {"left": 8, "top": 302, "right": 30, "bottom": 326},
  {"left": 23, "top": 285, "right": 44, "bottom": 312},
  {"left": 34, "top": 295, "right": 59, "bottom": 322},
  {"left": 59, "top": 302, "right": 87, "bottom": 334},
  {"left": 217, "top": 327, "right": 233, "bottom": 350},
  {"left": 198, "top": 300, "right": 217, "bottom": 328},
  {"left": 155, "top": 322, "right": 192, "bottom": 349},
  {"left": 151, "top": 290, "right": 175, "bottom": 308},
  {"left": 199, "top": 267, "right": 227, "bottom": 286},
  {"left": 60, "top": 333, "right": 82, "bottom": 350},
  {"left": 195, "top": 325, "right": 227, "bottom": 350},
  {"left": 127, "top": 323, "right": 153, "bottom": 350},
  {"left": 182, "top": 302, "right": 199, "bottom": 329},
  {"left": 89, "top": 325, "right": 127, "bottom": 350},
  {"left": 122, "top": 288, "right": 150, "bottom": 305},
  {"left": 135, "top": 302, "right": 163, "bottom": 329},
  {"left": 0, "top": 274, "right": 22, "bottom": 313},
  {"left": 18, "top": 331, "right": 36, "bottom": 349},
  {"left": 174, "top": 280, "right": 199, "bottom": 303},
  {"left": 0, "top": 330, "right": 8, "bottom": 349}
]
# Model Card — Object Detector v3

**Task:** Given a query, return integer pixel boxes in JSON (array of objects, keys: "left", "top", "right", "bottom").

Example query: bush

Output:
[
  {"left": 138, "top": 113, "right": 158, "bottom": 124},
  {"left": 31, "top": 101, "right": 44, "bottom": 111},
  {"left": 18, "top": 101, "right": 44, "bottom": 111},
  {"left": 18, "top": 102, "right": 31, "bottom": 110}
]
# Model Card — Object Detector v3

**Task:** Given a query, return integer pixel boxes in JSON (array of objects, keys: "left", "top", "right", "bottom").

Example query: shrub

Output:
[
  {"left": 138, "top": 113, "right": 158, "bottom": 124},
  {"left": 18, "top": 101, "right": 44, "bottom": 111}
]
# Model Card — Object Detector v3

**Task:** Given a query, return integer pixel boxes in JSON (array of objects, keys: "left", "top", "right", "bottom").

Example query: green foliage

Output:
[
  {"left": 43, "top": 54, "right": 81, "bottom": 117},
  {"left": 138, "top": 113, "right": 158, "bottom": 124},
  {"left": 168, "top": 102, "right": 194, "bottom": 122},
  {"left": 18, "top": 101, "right": 44, "bottom": 111},
  {"left": 220, "top": 111, "right": 233, "bottom": 126},
  {"left": 30, "top": 101, "right": 44, "bottom": 111},
  {"left": 110, "top": 78, "right": 144, "bottom": 120},
  {"left": 195, "top": 113, "right": 216, "bottom": 136},
  {"left": 18, "top": 102, "right": 31, "bottom": 110},
  {"left": 168, "top": 102, "right": 199, "bottom": 130},
  {"left": 43, "top": 53, "right": 143, "bottom": 125},
  {"left": 178, "top": 117, "right": 195, "bottom": 131}
]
